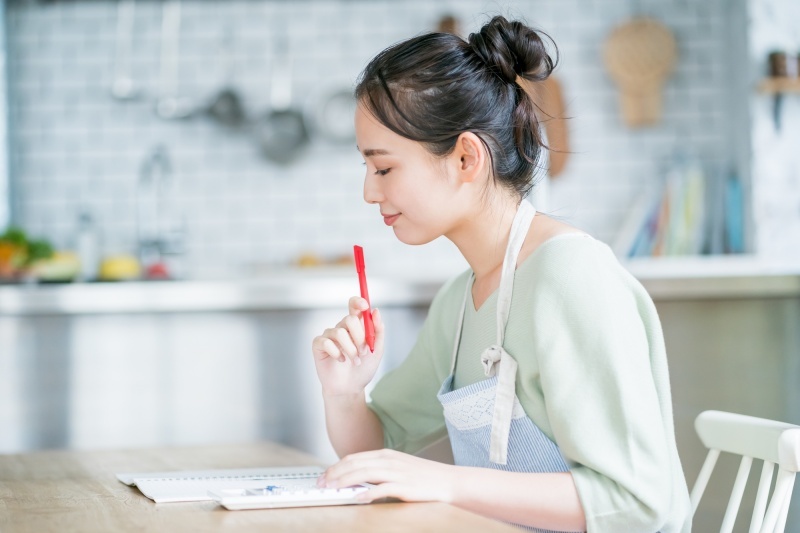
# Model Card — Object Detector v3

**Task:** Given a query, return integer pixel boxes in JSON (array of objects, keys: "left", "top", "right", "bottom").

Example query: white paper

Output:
[{"left": 117, "top": 466, "right": 325, "bottom": 503}]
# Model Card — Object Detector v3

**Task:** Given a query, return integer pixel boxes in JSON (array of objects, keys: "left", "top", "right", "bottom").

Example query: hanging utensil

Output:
[
  {"left": 253, "top": 34, "right": 309, "bottom": 164},
  {"left": 306, "top": 12, "right": 357, "bottom": 145},
  {"left": 206, "top": 29, "right": 247, "bottom": 129},
  {"left": 156, "top": 0, "right": 194, "bottom": 120},
  {"left": 767, "top": 51, "right": 793, "bottom": 132},
  {"left": 111, "top": 0, "right": 139, "bottom": 100},
  {"left": 310, "top": 88, "right": 357, "bottom": 144}
]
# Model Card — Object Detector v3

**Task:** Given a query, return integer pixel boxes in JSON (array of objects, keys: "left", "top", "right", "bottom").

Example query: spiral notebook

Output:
[{"left": 117, "top": 466, "right": 371, "bottom": 509}]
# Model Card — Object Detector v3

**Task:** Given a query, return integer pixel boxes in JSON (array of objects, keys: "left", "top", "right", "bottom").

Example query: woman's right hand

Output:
[{"left": 311, "top": 296, "right": 385, "bottom": 398}]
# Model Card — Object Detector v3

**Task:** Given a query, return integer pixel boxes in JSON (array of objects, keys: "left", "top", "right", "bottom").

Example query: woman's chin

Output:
[{"left": 393, "top": 228, "right": 438, "bottom": 246}]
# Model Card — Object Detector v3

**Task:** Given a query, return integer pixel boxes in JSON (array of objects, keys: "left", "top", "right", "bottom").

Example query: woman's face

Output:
[{"left": 355, "top": 104, "right": 467, "bottom": 245}]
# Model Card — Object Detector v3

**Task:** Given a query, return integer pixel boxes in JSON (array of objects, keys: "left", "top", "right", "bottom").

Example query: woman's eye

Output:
[{"left": 361, "top": 162, "right": 390, "bottom": 176}]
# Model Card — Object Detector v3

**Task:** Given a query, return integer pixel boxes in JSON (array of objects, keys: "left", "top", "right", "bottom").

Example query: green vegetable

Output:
[
  {"left": 0, "top": 227, "right": 28, "bottom": 247},
  {"left": 0, "top": 226, "right": 55, "bottom": 267},
  {"left": 27, "top": 239, "right": 54, "bottom": 263}
]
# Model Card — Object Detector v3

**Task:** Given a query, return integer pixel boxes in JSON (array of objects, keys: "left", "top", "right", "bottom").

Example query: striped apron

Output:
[{"left": 436, "top": 200, "right": 582, "bottom": 533}]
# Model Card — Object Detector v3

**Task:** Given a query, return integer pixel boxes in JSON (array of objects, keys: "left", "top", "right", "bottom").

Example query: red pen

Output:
[{"left": 353, "top": 245, "right": 375, "bottom": 352}]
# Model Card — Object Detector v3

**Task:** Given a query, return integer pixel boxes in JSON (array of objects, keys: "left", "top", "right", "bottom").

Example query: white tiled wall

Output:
[
  {"left": 749, "top": 0, "right": 800, "bottom": 260},
  {"left": 0, "top": 4, "right": 8, "bottom": 229},
  {"left": 6, "top": 0, "right": 747, "bottom": 277}
]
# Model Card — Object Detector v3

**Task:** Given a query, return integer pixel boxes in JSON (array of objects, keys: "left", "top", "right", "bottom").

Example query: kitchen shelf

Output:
[
  {"left": 1, "top": 256, "right": 799, "bottom": 315},
  {"left": 757, "top": 77, "right": 800, "bottom": 93}
]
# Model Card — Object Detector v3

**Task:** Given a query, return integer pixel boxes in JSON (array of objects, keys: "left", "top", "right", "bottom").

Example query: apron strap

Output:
[
  {"left": 446, "top": 199, "right": 537, "bottom": 465},
  {"left": 485, "top": 200, "right": 536, "bottom": 465},
  {"left": 480, "top": 344, "right": 518, "bottom": 464},
  {"left": 494, "top": 200, "right": 536, "bottom": 347}
]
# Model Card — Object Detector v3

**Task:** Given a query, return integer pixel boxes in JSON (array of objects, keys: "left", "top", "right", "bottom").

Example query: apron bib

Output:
[{"left": 436, "top": 201, "right": 581, "bottom": 533}]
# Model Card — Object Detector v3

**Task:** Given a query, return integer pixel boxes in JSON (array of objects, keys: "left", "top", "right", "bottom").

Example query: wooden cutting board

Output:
[
  {"left": 521, "top": 76, "right": 570, "bottom": 178},
  {"left": 537, "top": 76, "right": 569, "bottom": 178},
  {"left": 603, "top": 18, "right": 677, "bottom": 127}
]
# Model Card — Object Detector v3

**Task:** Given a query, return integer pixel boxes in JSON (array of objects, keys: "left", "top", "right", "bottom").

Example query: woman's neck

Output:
[{"left": 447, "top": 191, "right": 520, "bottom": 280}]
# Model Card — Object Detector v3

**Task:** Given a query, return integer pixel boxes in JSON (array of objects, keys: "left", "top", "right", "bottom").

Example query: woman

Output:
[{"left": 311, "top": 15, "right": 691, "bottom": 532}]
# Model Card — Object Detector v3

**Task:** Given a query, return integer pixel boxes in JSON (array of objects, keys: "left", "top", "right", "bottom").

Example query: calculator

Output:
[{"left": 208, "top": 481, "right": 373, "bottom": 510}]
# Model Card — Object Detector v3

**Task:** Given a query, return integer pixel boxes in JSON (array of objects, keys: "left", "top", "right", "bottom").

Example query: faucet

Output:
[{"left": 136, "top": 145, "right": 185, "bottom": 278}]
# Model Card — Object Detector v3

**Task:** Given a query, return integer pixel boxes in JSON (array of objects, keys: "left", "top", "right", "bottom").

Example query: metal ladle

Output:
[
  {"left": 253, "top": 33, "right": 309, "bottom": 164},
  {"left": 206, "top": 30, "right": 246, "bottom": 129},
  {"left": 111, "top": 0, "right": 139, "bottom": 100},
  {"left": 156, "top": 0, "right": 194, "bottom": 120}
]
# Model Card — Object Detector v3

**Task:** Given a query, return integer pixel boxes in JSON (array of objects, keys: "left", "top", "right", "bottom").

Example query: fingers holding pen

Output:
[
  {"left": 312, "top": 296, "right": 379, "bottom": 366},
  {"left": 348, "top": 296, "right": 370, "bottom": 316},
  {"left": 321, "top": 337, "right": 343, "bottom": 362},
  {"left": 311, "top": 335, "right": 342, "bottom": 362},
  {"left": 341, "top": 314, "right": 367, "bottom": 352},
  {"left": 324, "top": 326, "right": 361, "bottom": 366},
  {"left": 347, "top": 296, "right": 378, "bottom": 349},
  {"left": 372, "top": 308, "right": 385, "bottom": 354}
]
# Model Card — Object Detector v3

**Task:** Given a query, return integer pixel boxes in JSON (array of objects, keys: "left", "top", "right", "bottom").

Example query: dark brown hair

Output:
[{"left": 355, "top": 15, "right": 557, "bottom": 198}]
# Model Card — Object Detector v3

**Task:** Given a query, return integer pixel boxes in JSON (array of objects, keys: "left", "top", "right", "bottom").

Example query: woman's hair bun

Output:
[{"left": 468, "top": 16, "right": 556, "bottom": 84}]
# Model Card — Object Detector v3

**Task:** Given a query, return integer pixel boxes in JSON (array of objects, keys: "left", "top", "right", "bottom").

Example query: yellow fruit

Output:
[
  {"left": 296, "top": 253, "right": 323, "bottom": 268},
  {"left": 98, "top": 255, "right": 141, "bottom": 281}
]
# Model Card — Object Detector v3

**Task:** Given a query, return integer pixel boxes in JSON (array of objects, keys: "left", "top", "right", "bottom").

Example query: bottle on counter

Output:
[{"left": 76, "top": 210, "right": 99, "bottom": 282}]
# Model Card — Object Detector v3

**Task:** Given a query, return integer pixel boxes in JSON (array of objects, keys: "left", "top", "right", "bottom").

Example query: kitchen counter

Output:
[
  {"left": 624, "top": 255, "right": 800, "bottom": 300},
  {"left": 0, "top": 268, "right": 443, "bottom": 315},
  {"left": 1, "top": 255, "right": 799, "bottom": 315}
]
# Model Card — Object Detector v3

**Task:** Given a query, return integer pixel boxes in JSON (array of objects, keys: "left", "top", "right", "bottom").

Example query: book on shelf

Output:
[{"left": 614, "top": 158, "right": 741, "bottom": 259}]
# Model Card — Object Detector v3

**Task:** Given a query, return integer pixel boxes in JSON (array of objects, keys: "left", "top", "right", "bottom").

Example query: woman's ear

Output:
[{"left": 451, "top": 132, "right": 487, "bottom": 184}]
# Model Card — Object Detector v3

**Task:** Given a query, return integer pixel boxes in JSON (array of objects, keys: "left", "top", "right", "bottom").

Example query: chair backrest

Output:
[{"left": 690, "top": 410, "right": 800, "bottom": 533}]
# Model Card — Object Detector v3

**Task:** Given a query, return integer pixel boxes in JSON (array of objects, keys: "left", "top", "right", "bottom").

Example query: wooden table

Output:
[{"left": 0, "top": 441, "right": 520, "bottom": 532}]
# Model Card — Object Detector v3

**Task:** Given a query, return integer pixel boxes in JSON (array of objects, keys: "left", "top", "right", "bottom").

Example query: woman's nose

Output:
[{"left": 363, "top": 174, "right": 384, "bottom": 204}]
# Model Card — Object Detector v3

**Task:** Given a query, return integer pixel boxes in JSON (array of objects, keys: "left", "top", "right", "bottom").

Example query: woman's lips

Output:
[{"left": 382, "top": 213, "right": 400, "bottom": 226}]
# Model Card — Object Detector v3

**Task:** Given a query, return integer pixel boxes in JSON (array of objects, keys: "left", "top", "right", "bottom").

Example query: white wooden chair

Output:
[{"left": 691, "top": 410, "right": 800, "bottom": 533}]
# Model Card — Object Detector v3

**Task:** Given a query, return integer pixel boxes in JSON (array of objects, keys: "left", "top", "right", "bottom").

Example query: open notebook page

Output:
[{"left": 117, "top": 466, "right": 324, "bottom": 503}]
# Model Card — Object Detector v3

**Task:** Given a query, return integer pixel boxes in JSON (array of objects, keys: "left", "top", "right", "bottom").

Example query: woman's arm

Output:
[
  {"left": 314, "top": 274, "right": 464, "bottom": 458},
  {"left": 530, "top": 240, "right": 684, "bottom": 531},
  {"left": 322, "top": 392, "right": 384, "bottom": 457},
  {"left": 311, "top": 297, "right": 387, "bottom": 457},
  {"left": 453, "top": 467, "right": 586, "bottom": 531},
  {"left": 319, "top": 449, "right": 586, "bottom": 531}
]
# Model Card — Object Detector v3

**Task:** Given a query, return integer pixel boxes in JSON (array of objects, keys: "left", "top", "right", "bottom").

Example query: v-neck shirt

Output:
[
  {"left": 453, "top": 233, "right": 586, "bottom": 387},
  {"left": 367, "top": 233, "right": 691, "bottom": 532}
]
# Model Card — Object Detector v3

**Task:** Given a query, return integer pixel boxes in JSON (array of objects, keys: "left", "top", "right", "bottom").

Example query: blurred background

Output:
[{"left": 0, "top": 0, "right": 798, "bottom": 530}]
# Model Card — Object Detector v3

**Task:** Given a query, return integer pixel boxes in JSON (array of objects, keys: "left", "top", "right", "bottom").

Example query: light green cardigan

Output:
[{"left": 368, "top": 235, "right": 692, "bottom": 532}]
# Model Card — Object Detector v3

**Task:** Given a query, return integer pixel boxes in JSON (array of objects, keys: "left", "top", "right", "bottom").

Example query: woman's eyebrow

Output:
[{"left": 359, "top": 148, "right": 391, "bottom": 157}]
